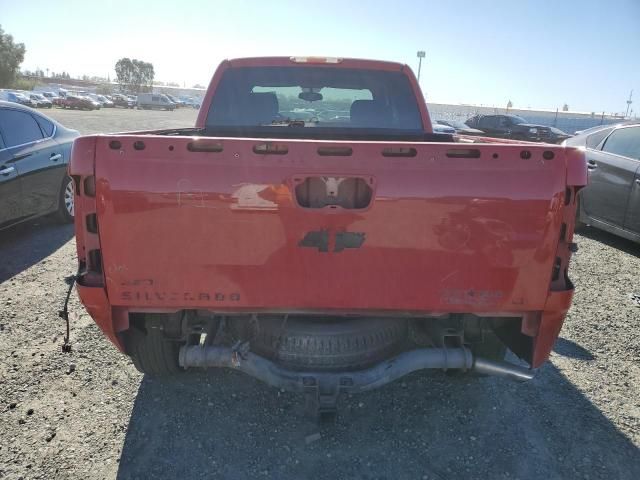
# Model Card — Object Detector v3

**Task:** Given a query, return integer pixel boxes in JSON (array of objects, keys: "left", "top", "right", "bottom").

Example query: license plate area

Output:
[{"left": 291, "top": 175, "right": 375, "bottom": 210}]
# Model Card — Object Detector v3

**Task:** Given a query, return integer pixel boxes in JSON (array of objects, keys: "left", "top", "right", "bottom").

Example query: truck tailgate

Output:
[{"left": 84, "top": 136, "right": 580, "bottom": 314}]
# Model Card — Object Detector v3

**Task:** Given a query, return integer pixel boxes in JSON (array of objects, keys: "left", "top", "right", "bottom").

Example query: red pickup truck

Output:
[{"left": 69, "top": 57, "right": 586, "bottom": 418}]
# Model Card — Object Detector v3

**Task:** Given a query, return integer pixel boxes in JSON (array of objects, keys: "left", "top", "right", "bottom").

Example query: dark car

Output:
[
  {"left": 0, "top": 91, "right": 37, "bottom": 108},
  {"left": 111, "top": 93, "right": 135, "bottom": 108},
  {"left": 569, "top": 123, "right": 640, "bottom": 243},
  {"left": 0, "top": 101, "right": 79, "bottom": 229},
  {"left": 465, "top": 114, "right": 571, "bottom": 143},
  {"left": 436, "top": 119, "right": 484, "bottom": 135},
  {"left": 62, "top": 94, "right": 100, "bottom": 110}
]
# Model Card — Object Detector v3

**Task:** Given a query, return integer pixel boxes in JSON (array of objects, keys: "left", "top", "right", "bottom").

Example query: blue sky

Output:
[{"left": 1, "top": 0, "right": 638, "bottom": 113}]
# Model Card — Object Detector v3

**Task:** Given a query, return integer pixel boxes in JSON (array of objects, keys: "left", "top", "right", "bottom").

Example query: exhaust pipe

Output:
[
  {"left": 179, "top": 345, "right": 534, "bottom": 392},
  {"left": 473, "top": 357, "right": 534, "bottom": 382}
]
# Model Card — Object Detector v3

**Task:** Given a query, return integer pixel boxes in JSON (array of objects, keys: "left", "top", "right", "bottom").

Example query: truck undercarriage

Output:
[{"left": 123, "top": 311, "right": 534, "bottom": 419}]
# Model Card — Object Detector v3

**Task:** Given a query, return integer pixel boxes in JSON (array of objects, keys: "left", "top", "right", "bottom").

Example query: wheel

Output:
[
  {"left": 575, "top": 194, "right": 586, "bottom": 230},
  {"left": 125, "top": 324, "right": 182, "bottom": 376},
  {"left": 56, "top": 176, "right": 74, "bottom": 223},
  {"left": 244, "top": 316, "right": 407, "bottom": 371}
]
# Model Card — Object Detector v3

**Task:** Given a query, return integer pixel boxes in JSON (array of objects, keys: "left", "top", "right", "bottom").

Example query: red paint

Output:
[
  {"left": 70, "top": 58, "right": 587, "bottom": 369},
  {"left": 76, "top": 284, "right": 125, "bottom": 352}
]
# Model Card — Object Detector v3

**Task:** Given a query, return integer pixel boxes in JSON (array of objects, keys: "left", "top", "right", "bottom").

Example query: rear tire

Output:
[
  {"left": 575, "top": 195, "right": 586, "bottom": 230},
  {"left": 55, "top": 176, "right": 74, "bottom": 223},
  {"left": 125, "top": 326, "right": 182, "bottom": 376}
]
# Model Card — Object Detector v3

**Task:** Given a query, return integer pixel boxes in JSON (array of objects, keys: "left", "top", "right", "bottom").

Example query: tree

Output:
[
  {"left": 115, "top": 57, "right": 134, "bottom": 91},
  {"left": 192, "top": 83, "right": 205, "bottom": 89},
  {"left": 0, "top": 25, "right": 26, "bottom": 87},
  {"left": 562, "top": 103, "right": 569, "bottom": 111},
  {"left": 115, "top": 57, "right": 154, "bottom": 93},
  {"left": 506, "top": 100, "right": 513, "bottom": 110}
]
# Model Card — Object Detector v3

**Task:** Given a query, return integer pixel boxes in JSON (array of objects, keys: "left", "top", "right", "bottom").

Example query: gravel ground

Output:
[
  {"left": 1, "top": 109, "right": 639, "bottom": 479},
  {"left": 45, "top": 106, "right": 199, "bottom": 135}
]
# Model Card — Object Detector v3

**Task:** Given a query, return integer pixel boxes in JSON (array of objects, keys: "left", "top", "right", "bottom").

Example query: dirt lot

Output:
[
  {"left": 1, "top": 108, "right": 639, "bottom": 480},
  {"left": 46, "top": 106, "right": 200, "bottom": 135}
]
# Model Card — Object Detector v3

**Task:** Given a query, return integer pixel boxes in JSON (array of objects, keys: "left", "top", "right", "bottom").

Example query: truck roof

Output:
[{"left": 224, "top": 56, "right": 408, "bottom": 72}]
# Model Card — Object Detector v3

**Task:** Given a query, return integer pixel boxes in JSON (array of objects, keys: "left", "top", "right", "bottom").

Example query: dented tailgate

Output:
[{"left": 82, "top": 136, "right": 582, "bottom": 315}]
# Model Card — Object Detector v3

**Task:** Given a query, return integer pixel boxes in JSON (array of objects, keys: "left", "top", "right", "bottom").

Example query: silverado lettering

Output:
[{"left": 120, "top": 292, "right": 241, "bottom": 302}]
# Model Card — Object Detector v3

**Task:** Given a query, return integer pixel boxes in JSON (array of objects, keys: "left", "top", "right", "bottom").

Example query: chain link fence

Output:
[{"left": 428, "top": 103, "right": 631, "bottom": 134}]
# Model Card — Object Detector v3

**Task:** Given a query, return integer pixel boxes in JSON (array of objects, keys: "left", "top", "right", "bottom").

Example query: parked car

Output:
[
  {"left": 572, "top": 122, "right": 634, "bottom": 136},
  {"left": 111, "top": 94, "right": 135, "bottom": 108},
  {"left": 465, "top": 114, "right": 571, "bottom": 143},
  {"left": 180, "top": 96, "right": 201, "bottom": 109},
  {"left": 87, "top": 93, "right": 114, "bottom": 108},
  {"left": 41, "top": 91, "right": 61, "bottom": 104},
  {"left": 0, "top": 101, "right": 79, "bottom": 229},
  {"left": 69, "top": 56, "right": 585, "bottom": 419},
  {"left": 51, "top": 92, "right": 66, "bottom": 108},
  {"left": 164, "top": 93, "right": 185, "bottom": 107},
  {"left": 137, "top": 93, "right": 175, "bottom": 110},
  {"left": 29, "top": 93, "right": 53, "bottom": 109},
  {"left": 62, "top": 94, "right": 100, "bottom": 110},
  {"left": 0, "top": 91, "right": 36, "bottom": 108},
  {"left": 432, "top": 122, "right": 456, "bottom": 134},
  {"left": 569, "top": 123, "right": 640, "bottom": 243},
  {"left": 436, "top": 119, "right": 484, "bottom": 135},
  {"left": 97, "top": 95, "right": 114, "bottom": 108}
]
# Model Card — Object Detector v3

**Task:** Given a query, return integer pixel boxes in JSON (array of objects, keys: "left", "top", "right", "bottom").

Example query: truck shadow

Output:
[
  {"left": 576, "top": 227, "right": 640, "bottom": 258},
  {"left": 0, "top": 218, "right": 74, "bottom": 283},
  {"left": 116, "top": 364, "right": 639, "bottom": 480},
  {"left": 552, "top": 337, "right": 595, "bottom": 361}
]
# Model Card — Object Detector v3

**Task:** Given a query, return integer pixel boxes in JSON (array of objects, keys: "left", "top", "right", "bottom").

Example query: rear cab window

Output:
[{"left": 205, "top": 66, "right": 423, "bottom": 138}]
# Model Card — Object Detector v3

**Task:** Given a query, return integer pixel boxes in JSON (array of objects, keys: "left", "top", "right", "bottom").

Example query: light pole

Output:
[
  {"left": 626, "top": 90, "right": 633, "bottom": 118},
  {"left": 416, "top": 51, "right": 425, "bottom": 83}
]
